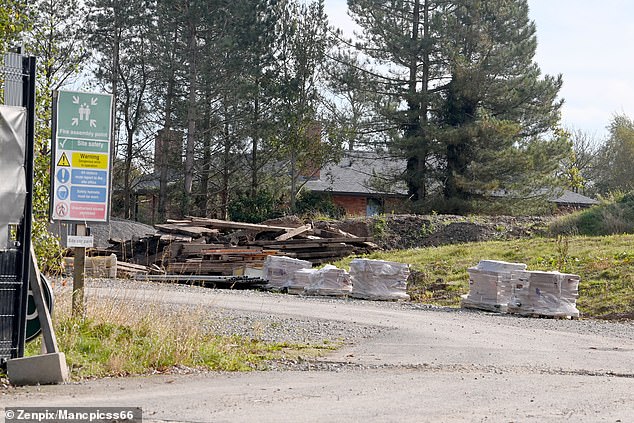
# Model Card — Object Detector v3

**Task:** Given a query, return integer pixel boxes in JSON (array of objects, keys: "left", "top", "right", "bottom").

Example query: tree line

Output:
[{"left": 3, "top": 0, "right": 630, "bottom": 225}]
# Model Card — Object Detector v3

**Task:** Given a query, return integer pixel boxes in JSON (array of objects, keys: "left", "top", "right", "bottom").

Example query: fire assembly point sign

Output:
[{"left": 50, "top": 90, "right": 113, "bottom": 223}]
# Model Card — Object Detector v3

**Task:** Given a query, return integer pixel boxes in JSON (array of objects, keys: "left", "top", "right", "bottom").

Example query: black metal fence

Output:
[{"left": 0, "top": 52, "right": 36, "bottom": 365}]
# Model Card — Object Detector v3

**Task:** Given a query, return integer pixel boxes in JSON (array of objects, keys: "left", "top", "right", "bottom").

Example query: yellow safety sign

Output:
[
  {"left": 57, "top": 152, "right": 71, "bottom": 167},
  {"left": 72, "top": 152, "right": 108, "bottom": 169}
]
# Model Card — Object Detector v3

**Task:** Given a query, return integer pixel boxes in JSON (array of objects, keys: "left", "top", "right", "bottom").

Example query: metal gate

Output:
[{"left": 0, "top": 52, "right": 36, "bottom": 365}]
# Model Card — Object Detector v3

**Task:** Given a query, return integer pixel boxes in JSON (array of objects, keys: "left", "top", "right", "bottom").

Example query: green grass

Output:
[
  {"left": 335, "top": 234, "right": 634, "bottom": 319},
  {"left": 25, "top": 291, "right": 336, "bottom": 379}
]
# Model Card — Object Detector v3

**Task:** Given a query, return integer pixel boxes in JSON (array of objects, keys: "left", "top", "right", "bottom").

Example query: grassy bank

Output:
[
  {"left": 337, "top": 234, "right": 634, "bottom": 319},
  {"left": 25, "top": 289, "right": 334, "bottom": 379}
]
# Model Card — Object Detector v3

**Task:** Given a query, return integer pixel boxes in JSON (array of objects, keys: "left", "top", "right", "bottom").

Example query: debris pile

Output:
[{"left": 350, "top": 258, "right": 410, "bottom": 301}]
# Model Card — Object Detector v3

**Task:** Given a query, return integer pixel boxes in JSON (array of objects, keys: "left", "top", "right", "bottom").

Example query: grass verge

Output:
[
  {"left": 24, "top": 287, "right": 335, "bottom": 379},
  {"left": 335, "top": 234, "right": 634, "bottom": 319}
]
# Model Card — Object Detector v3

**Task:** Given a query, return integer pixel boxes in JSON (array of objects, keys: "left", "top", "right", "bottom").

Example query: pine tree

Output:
[{"left": 344, "top": 0, "right": 569, "bottom": 213}]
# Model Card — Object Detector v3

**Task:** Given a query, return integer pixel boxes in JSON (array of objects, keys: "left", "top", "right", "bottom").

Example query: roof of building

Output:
[
  {"left": 304, "top": 151, "right": 409, "bottom": 197},
  {"left": 551, "top": 189, "right": 599, "bottom": 206}
]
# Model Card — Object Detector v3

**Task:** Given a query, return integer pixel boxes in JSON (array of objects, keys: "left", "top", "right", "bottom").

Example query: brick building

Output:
[{"left": 303, "top": 152, "right": 409, "bottom": 216}]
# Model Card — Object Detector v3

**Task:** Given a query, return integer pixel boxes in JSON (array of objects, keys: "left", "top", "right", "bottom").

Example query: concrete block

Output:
[{"left": 7, "top": 352, "right": 69, "bottom": 386}]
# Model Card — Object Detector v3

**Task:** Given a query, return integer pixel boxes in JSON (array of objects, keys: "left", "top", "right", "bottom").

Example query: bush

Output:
[
  {"left": 550, "top": 191, "right": 634, "bottom": 236},
  {"left": 294, "top": 191, "right": 344, "bottom": 219},
  {"left": 228, "top": 190, "right": 284, "bottom": 223}
]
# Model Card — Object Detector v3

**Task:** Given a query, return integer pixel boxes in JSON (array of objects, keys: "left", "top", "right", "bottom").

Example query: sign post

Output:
[{"left": 50, "top": 90, "right": 113, "bottom": 317}]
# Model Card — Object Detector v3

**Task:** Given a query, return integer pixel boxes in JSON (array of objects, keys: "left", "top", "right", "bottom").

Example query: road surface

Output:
[{"left": 2, "top": 284, "right": 633, "bottom": 422}]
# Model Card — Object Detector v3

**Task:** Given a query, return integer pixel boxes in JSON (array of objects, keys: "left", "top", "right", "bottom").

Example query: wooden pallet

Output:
[
  {"left": 460, "top": 296, "right": 508, "bottom": 313},
  {"left": 507, "top": 307, "right": 580, "bottom": 319}
]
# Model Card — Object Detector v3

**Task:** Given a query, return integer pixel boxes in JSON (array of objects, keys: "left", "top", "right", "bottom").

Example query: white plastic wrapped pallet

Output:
[
  {"left": 285, "top": 268, "right": 319, "bottom": 292},
  {"left": 262, "top": 255, "right": 312, "bottom": 289},
  {"left": 509, "top": 270, "right": 580, "bottom": 317},
  {"left": 304, "top": 265, "right": 352, "bottom": 296},
  {"left": 350, "top": 258, "right": 410, "bottom": 300},
  {"left": 463, "top": 260, "right": 527, "bottom": 310}
]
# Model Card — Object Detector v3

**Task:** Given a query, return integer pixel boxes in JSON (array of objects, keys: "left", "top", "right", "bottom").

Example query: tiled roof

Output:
[{"left": 304, "top": 151, "right": 408, "bottom": 196}]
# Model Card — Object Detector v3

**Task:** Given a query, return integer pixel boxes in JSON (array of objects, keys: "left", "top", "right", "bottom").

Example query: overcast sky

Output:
[{"left": 324, "top": 0, "right": 631, "bottom": 143}]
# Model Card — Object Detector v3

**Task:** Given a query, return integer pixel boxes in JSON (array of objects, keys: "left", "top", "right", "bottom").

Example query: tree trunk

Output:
[
  {"left": 158, "top": 27, "right": 178, "bottom": 223},
  {"left": 183, "top": 5, "right": 197, "bottom": 215}
]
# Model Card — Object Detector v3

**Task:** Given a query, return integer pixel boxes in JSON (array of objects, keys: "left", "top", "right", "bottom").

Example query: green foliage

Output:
[
  {"left": 0, "top": 0, "right": 28, "bottom": 52},
  {"left": 592, "top": 114, "right": 634, "bottom": 196},
  {"left": 294, "top": 191, "right": 344, "bottom": 219},
  {"left": 345, "top": 0, "right": 565, "bottom": 214},
  {"left": 228, "top": 190, "right": 284, "bottom": 223},
  {"left": 550, "top": 192, "right": 634, "bottom": 236}
]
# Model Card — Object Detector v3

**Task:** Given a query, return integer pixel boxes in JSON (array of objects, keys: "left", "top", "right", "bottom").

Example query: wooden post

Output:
[{"left": 72, "top": 223, "right": 86, "bottom": 317}]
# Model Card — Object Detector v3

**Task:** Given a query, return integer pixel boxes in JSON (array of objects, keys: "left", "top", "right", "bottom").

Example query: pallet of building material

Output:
[
  {"left": 62, "top": 254, "right": 117, "bottom": 278},
  {"left": 284, "top": 268, "right": 319, "bottom": 295},
  {"left": 507, "top": 270, "right": 580, "bottom": 318},
  {"left": 262, "top": 255, "right": 312, "bottom": 289},
  {"left": 349, "top": 258, "right": 410, "bottom": 301},
  {"left": 461, "top": 260, "right": 527, "bottom": 312},
  {"left": 304, "top": 265, "right": 352, "bottom": 297}
]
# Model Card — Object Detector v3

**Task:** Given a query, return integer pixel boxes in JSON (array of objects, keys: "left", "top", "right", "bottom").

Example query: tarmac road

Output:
[{"left": 2, "top": 284, "right": 634, "bottom": 422}]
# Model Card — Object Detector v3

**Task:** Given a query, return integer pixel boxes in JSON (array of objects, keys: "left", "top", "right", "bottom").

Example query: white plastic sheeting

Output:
[
  {"left": 285, "top": 268, "right": 319, "bottom": 293},
  {"left": 304, "top": 265, "right": 352, "bottom": 296},
  {"left": 462, "top": 260, "right": 527, "bottom": 310},
  {"left": 509, "top": 270, "right": 580, "bottom": 317},
  {"left": 0, "top": 106, "right": 27, "bottom": 249},
  {"left": 350, "top": 258, "right": 410, "bottom": 300},
  {"left": 262, "top": 255, "right": 312, "bottom": 289}
]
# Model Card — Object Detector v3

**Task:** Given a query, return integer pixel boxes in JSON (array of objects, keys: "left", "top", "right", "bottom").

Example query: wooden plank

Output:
[
  {"left": 249, "top": 237, "right": 373, "bottom": 247},
  {"left": 275, "top": 224, "right": 312, "bottom": 241},
  {"left": 155, "top": 223, "right": 220, "bottom": 237},
  {"left": 188, "top": 217, "right": 293, "bottom": 232}
]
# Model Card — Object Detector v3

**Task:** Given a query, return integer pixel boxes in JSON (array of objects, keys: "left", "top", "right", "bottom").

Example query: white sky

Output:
[{"left": 324, "top": 0, "right": 632, "bottom": 142}]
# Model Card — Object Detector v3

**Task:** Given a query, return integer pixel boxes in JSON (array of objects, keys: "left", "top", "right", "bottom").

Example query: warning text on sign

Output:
[{"left": 72, "top": 152, "right": 108, "bottom": 169}]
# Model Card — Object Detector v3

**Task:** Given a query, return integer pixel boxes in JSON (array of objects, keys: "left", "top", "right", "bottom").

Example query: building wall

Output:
[
  {"left": 332, "top": 195, "right": 367, "bottom": 216},
  {"left": 332, "top": 194, "right": 409, "bottom": 216}
]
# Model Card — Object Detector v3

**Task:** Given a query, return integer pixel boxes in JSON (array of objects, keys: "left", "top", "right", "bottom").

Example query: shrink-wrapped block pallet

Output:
[
  {"left": 461, "top": 260, "right": 527, "bottom": 313},
  {"left": 285, "top": 268, "right": 318, "bottom": 295},
  {"left": 262, "top": 256, "right": 312, "bottom": 289},
  {"left": 350, "top": 258, "right": 410, "bottom": 301},
  {"left": 304, "top": 265, "right": 352, "bottom": 297},
  {"left": 508, "top": 270, "right": 580, "bottom": 318}
]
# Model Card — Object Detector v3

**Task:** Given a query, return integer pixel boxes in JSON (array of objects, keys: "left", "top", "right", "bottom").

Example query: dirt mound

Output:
[{"left": 315, "top": 214, "right": 550, "bottom": 250}]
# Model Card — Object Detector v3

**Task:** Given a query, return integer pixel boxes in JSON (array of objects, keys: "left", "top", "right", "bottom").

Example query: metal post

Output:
[
  {"left": 29, "top": 245, "right": 58, "bottom": 353},
  {"left": 15, "top": 56, "right": 36, "bottom": 357}
]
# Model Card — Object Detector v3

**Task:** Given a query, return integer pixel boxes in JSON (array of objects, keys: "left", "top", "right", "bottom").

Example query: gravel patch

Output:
[
  {"left": 45, "top": 277, "right": 634, "bottom": 374},
  {"left": 69, "top": 277, "right": 634, "bottom": 341}
]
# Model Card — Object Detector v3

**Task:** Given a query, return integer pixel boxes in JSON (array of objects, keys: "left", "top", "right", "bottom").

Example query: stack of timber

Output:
[
  {"left": 165, "top": 244, "right": 281, "bottom": 276},
  {"left": 246, "top": 228, "right": 376, "bottom": 264},
  {"left": 93, "top": 217, "right": 377, "bottom": 280},
  {"left": 157, "top": 217, "right": 377, "bottom": 266}
]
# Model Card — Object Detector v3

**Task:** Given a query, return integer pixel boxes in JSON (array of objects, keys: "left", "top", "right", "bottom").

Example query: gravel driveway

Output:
[{"left": 2, "top": 278, "right": 634, "bottom": 422}]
